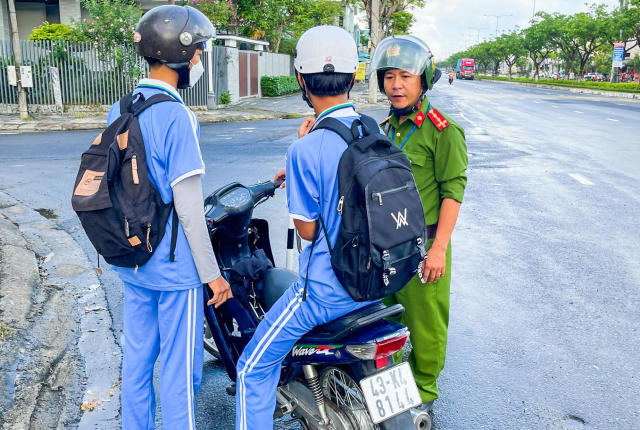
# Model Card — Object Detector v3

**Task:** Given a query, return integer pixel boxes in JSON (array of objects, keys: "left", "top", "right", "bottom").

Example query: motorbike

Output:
[
  {"left": 448, "top": 76, "right": 454, "bottom": 85},
  {"left": 201, "top": 180, "right": 431, "bottom": 430}
]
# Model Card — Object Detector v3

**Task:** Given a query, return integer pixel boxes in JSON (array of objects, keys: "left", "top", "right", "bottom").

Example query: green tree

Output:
[
  {"left": 388, "top": 11, "right": 415, "bottom": 35},
  {"left": 568, "top": 5, "right": 613, "bottom": 77},
  {"left": 537, "top": 12, "right": 580, "bottom": 79},
  {"left": 494, "top": 31, "right": 526, "bottom": 79},
  {"left": 360, "top": 0, "right": 425, "bottom": 42},
  {"left": 30, "top": 22, "right": 85, "bottom": 41},
  {"left": 523, "top": 18, "right": 555, "bottom": 80}
]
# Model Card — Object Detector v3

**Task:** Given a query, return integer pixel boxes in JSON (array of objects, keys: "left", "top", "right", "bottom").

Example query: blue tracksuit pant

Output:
[
  {"left": 236, "top": 283, "right": 369, "bottom": 430},
  {"left": 122, "top": 282, "right": 203, "bottom": 430}
]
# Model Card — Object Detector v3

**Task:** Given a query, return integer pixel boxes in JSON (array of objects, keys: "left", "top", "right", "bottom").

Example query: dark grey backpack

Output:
[{"left": 304, "top": 115, "right": 428, "bottom": 302}]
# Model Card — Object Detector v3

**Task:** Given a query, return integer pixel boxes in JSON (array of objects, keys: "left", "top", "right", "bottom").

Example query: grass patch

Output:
[
  {"left": 476, "top": 75, "right": 640, "bottom": 93},
  {"left": 74, "top": 112, "right": 87, "bottom": 119},
  {"left": 0, "top": 324, "right": 10, "bottom": 341},
  {"left": 283, "top": 113, "right": 304, "bottom": 119}
]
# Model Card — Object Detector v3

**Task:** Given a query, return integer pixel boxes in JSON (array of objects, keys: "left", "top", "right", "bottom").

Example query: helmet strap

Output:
[
  {"left": 390, "top": 89, "right": 425, "bottom": 117},
  {"left": 165, "top": 62, "right": 191, "bottom": 90},
  {"left": 297, "top": 72, "right": 315, "bottom": 109}
]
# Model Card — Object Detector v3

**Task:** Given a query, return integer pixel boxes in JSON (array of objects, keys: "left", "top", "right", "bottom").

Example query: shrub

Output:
[
  {"left": 261, "top": 76, "right": 299, "bottom": 97},
  {"left": 220, "top": 91, "right": 232, "bottom": 105},
  {"left": 476, "top": 75, "right": 640, "bottom": 93},
  {"left": 30, "top": 22, "right": 83, "bottom": 41}
]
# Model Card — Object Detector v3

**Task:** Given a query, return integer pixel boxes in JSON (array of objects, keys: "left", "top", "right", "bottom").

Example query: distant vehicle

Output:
[{"left": 458, "top": 58, "right": 475, "bottom": 80}]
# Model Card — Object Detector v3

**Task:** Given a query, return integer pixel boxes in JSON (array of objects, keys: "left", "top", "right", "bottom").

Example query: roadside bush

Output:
[
  {"left": 220, "top": 91, "right": 232, "bottom": 105},
  {"left": 29, "top": 22, "right": 84, "bottom": 42},
  {"left": 476, "top": 75, "right": 640, "bottom": 92},
  {"left": 261, "top": 76, "right": 299, "bottom": 97}
]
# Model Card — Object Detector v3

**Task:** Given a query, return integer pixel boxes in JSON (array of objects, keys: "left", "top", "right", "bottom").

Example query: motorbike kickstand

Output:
[{"left": 275, "top": 388, "right": 297, "bottom": 419}]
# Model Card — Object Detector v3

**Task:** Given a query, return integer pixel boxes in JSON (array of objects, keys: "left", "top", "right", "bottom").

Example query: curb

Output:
[
  {"left": 475, "top": 78, "right": 640, "bottom": 100},
  {"left": 0, "top": 193, "right": 121, "bottom": 429},
  {"left": 0, "top": 110, "right": 301, "bottom": 132}
]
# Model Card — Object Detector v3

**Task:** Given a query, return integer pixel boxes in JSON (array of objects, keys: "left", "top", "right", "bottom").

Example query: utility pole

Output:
[
  {"left": 484, "top": 14, "right": 512, "bottom": 40},
  {"left": 469, "top": 27, "right": 488, "bottom": 43},
  {"left": 7, "top": 0, "right": 28, "bottom": 120},
  {"left": 368, "top": 0, "right": 379, "bottom": 104}
]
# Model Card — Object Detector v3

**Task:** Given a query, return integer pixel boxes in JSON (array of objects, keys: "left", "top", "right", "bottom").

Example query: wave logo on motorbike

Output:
[{"left": 292, "top": 345, "right": 339, "bottom": 357}]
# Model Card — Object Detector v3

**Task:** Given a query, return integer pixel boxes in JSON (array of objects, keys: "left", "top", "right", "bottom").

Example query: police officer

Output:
[
  {"left": 106, "top": 6, "right": 231, "bottom": 429},
  {"left": 371, "top": 35, "right": 468, "bottom": 416}
]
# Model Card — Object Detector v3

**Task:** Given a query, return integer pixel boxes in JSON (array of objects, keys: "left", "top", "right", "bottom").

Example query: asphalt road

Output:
[{"left": 1, "top": 79, "right": 639, "bottom": 429}]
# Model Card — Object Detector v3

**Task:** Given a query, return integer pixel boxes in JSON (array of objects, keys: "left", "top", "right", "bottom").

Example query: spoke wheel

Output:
[
  {"left": 203, "top": 319, "right": 221, "bottom": 360},
  {"left": 321, "top": 367, "right": 378, "bottom": 430}
]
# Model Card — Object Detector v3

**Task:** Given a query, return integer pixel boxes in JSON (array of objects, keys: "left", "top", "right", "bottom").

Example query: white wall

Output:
[
  {"left": 0, "top": 0, "right": 9, "bottom": 40},
  {"left": 15, "top": 3, "right": 46, "bottom": 39},
  {"left": 226, "top": 48, "right": 240, "bottom": 104},
  {"left": 59, "top": 0, "right": 81, "bottom": 25}
]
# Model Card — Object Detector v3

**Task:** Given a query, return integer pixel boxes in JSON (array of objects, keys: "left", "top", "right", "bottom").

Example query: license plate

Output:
[{"left": 359, "top": 363, "right": 421, "bottom": 424}]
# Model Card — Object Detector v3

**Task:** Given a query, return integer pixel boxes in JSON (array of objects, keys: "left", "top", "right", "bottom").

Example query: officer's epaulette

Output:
[
  {"left": 426, "top": 107, "right": 450, "bottom": 131},
  {"left": 379, "top": 115, "right": 392, "bottom": 127}
]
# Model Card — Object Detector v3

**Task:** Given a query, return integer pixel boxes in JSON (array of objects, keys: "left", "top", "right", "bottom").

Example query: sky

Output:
[{"left": 404, "top": 0, "right": 621, "bottom": 60}]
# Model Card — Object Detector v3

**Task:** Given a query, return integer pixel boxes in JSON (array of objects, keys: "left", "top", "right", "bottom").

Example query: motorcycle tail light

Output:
[{"left": 346, "top": 333, "right": 408, "bottom": 361}]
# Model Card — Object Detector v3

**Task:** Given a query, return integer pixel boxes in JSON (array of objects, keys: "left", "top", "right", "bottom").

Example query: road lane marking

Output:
[
  {"left": 617, "top": 103, "right": 625, "bottom": 106},
  {"left": 518, "top": 97, "right": 525, "bottom": 100},
  {"left": 574, "top": 111, "right": 583, "bottom": 114},
  {"left": 606, "top": 118, "right": 619, "bottom": 122},
  {"left": 240, "top": 127, "right": 256, "bottom": 130},
  {"left": 551, "top": 105, "right": 559, "bottom": 108},
  {"left": 534, "top": 101, "right": 541, "bottom": 104},
  {"left": 568, "top": 174, "right": 594, "bottom": 185}
]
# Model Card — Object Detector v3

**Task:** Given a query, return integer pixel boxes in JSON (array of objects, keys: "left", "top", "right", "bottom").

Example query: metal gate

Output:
[{"left": 238, "top": 50, "right": 259, "bottom": 99}]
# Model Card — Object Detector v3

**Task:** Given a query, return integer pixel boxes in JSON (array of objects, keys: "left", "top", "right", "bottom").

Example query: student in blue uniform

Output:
[
  {"left": 235, "top": 26, "right": 374, "bottom": 430},
  {"left": 106, "top": 6, "right": 231, "bottom": 429}
]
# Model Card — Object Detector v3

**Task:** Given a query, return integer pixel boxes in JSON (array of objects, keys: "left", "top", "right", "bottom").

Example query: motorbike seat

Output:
[
  {"left": 263, "top": 268, "right": 299, "bottom": 311},
  {"left": 301, "top": 303, "right": 405, "bottom": 343}
]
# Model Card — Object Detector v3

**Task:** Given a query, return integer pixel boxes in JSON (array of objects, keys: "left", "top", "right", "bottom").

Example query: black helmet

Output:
[{"left": 134, "top": 5, "right": 215, "bottom": 89}]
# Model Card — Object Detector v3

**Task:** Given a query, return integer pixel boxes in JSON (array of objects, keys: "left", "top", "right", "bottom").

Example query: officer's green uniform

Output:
[{"left": 382, "top": 99, "right": 468, "bottom": 403}]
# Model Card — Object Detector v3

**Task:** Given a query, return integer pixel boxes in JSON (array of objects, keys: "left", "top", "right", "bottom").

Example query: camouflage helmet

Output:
[{"left": 370, "top": 35, "right": 440, "bottom": 94}]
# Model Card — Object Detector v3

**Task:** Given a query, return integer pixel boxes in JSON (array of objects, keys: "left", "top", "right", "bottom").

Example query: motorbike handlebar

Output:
[{"left": 247, "top": 180, "right": 284, "bottom": 203}]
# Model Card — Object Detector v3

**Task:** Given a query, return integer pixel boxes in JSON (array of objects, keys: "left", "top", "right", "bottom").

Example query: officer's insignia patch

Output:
[
  {"left": 386, "top": 45, "right": 400, "bottom": 57},
  {"left": 427, "top": 108, "right": 450, "bottom": 131}
]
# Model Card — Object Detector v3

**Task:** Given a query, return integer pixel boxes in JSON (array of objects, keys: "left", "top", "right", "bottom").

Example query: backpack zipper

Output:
[
  {"left": 124, "top": 217, "right": 130, "bottom": 237},
  {"left": 371, "top": 182, "right": 414, "bottom": 206},
  {"left": 146, "top": 223, "right": 152, "bottom": 252},
  {"left": 337, "top": 196, "right": 345, "bottom": 215},
  {"left": 131, "top": 156, "right": 140, "bottom": 185}
]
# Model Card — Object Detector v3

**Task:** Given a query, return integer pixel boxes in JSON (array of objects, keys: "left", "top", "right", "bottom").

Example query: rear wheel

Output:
[{"left": 321, "top": 367, "right": 378, "bottom": 430}]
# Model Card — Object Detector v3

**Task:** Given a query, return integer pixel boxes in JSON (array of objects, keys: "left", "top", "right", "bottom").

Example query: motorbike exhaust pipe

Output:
[
  {"left": 411, "top": 409, "right": 432, "bottom": 430},
  {"left": 286, "top": 217, "right": 295, "bottom": 270}
]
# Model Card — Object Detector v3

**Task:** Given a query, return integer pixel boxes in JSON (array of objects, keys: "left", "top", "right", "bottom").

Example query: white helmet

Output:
[{"left": 294, "top": 26, "right": 358, "bottom": 74}]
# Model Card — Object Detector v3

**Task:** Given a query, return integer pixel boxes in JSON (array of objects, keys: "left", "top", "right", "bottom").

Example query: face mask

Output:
[{"left": 189, "top": 59, "right": 205, "bottom": 88}]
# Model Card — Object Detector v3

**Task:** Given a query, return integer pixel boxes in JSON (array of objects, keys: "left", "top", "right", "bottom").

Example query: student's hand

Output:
[
  {"left": 298, "top": 116, "right": 316, "bottom": 138},
  {"left": 273, "top": 168, "right": 286, "bottom": 188},
  {"left": 422, "top": 243, "right": 446, "bottom": 283},
  {"left": 207, "top": 276, "right": 233, "bottom": 308}
]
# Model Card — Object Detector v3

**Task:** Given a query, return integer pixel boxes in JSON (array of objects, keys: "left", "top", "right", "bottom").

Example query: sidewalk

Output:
[{"left": 0, "top": 84, "right": 388, "bottom": 133}]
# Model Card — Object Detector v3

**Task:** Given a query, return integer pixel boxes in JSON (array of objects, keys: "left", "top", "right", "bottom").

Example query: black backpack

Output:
[
  {"left": 71, "top": 92, "right": 179, "bottom": 269},
  {"left": 304, "top": 114, "right": 428, "bottom": 302}
]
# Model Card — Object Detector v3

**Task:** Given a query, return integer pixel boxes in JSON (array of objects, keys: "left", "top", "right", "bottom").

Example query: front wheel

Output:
[{"left": 204, "top": 318, "right": 221, "bottom": 360}]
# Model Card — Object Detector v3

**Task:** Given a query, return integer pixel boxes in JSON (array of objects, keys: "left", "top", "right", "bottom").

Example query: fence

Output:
[{"left": 0, "top": 39, "right": 227, "bottom": 108}]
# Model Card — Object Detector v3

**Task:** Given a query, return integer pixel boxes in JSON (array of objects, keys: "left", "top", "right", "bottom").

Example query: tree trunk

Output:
[{"left": 273, "top": 20, "right": 286, "bottom": 53}]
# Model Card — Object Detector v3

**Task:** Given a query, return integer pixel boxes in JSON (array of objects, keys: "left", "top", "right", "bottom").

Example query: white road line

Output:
[
  {"left": 568, "top": 174, "right": 594, "bottom": 185},
  {"left": 617, "top": 103, "right": 625, "bottom": 106},
  {"left": 534, "top": 101, "right": 541, "bottom": 104},
  {"left": 606, "top": 118, "right": 619, "bottom": 122},
  {"left": 240, "top": 127, "right": 256, "bottom": 130},
  {"left": 518, "top": 97, "right": 525, "bottom": 100},
  {"left": 574, "top": 111, "right": 583, "bottom": 114},
  {"left": 551, "top": 106, "right": 559, "bottom": 108}
]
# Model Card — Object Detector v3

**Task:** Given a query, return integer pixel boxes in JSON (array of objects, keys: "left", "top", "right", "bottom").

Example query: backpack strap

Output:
[
  {"left": 302, "top": 215, "right": 331, "bottom": 302},
  {"left": 132, "top": 94, "right": 177, "bottom": 117},
  {"left": 170, "top": 205, "right": 179, "bottom": 263},
  {"left": 314, "top": 117, "right": 358, "bottom": 143},
  {"left": 358, "top": 114, "right": 382, "bottom": 136},
  {"left": 119, "top": 91, "right": 136, "bottom": 115}
]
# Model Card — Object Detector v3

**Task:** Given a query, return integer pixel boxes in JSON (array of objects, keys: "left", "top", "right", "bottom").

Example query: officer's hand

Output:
[
  {"left": 298, "top": 116, "right": 316, "bottom": 138},
  {"left": 273, "top": 168, "right": 286, "bottom": 188},
  {"left": 207, "top": 276, "right": 233, "bottom": 308},
  {"left": 422, "top": 244, "right": 446, "bottom": 283}
]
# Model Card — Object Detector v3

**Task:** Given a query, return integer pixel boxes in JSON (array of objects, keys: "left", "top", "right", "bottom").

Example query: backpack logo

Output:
[{"left": 391, "top": 208, "right": 409, "bottom": 229}]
